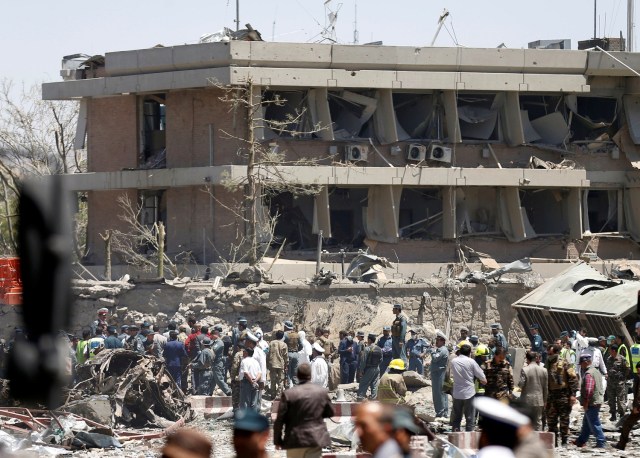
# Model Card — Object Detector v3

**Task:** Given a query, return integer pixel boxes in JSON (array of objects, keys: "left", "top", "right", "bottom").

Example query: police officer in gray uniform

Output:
[
  {"left": 357, "top": 333, "right": 383, "bottom": 400},
  {"left": 377, "top": 326, "right": 393, "bottom": 374},
  {"left": 211, "top": 326, "right": 232, "bottom": 395}
]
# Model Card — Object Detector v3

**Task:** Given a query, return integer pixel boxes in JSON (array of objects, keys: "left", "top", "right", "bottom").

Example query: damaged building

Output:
[{"left": 42, "top": 42, "right": 640, "bottom": 267}]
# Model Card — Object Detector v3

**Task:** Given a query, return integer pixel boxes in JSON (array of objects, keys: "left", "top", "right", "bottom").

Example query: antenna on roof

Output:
[
  {"left": 321, "top": 0, "right": 342, "bottom": 43},
  {"left": 353, "top": 1, "right": 359, "bottom": 45},
  {"left": 430, "top": 9, "right": 450, "bottom": 46}
]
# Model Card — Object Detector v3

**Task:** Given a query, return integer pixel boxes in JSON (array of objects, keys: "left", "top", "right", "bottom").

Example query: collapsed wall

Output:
[{"left": 1, "top": 279, "right": 533, "bottom": 346}]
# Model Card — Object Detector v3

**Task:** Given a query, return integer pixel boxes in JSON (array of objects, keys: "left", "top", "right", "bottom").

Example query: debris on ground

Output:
[
  {"left": 68, "top": 349, "right": 192, "bottom": 429},
  {"left": 458, "top": 258, "right": 532, "bottom": 283},
  {"left": 345, "top": 253, "right": 393, "bottom": 283},
  {"left": 310, "top": 268, "right": 338, "bottom": 285}
]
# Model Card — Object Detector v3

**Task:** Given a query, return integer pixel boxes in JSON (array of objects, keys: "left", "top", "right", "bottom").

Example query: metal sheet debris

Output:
[{"left": 345, "top": 253, "right": 393, "bottom": 282}]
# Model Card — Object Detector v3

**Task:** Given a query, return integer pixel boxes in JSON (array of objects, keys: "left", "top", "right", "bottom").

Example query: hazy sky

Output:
[{"left": 0, "top": 0, "right": 634, "bottom": 88}]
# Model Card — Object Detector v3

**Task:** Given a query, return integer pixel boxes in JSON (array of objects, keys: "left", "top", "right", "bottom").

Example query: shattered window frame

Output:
[{"left": 139, "top": 94, "right": 167, "bottom": 167}]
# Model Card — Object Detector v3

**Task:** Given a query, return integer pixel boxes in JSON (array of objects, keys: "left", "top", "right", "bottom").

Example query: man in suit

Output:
[
  {"left": 273, "top": 363, "right": 335, "bottom": 458},
  {"left": 519, "top": 351, "right": 548, "bottom": 430}
]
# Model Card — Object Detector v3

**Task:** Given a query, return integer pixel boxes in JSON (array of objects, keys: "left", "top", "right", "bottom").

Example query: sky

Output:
[{"left": 0, "top": 0, "right": 634, "bottom": 88}]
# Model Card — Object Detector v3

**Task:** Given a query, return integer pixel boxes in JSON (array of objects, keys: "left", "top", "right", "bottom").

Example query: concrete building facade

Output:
[{"left": 43, "top": 42, "right": 640, "bottom": 266}]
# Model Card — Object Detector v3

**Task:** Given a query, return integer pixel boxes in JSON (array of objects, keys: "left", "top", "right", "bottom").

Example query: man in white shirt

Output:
[
  {"left": 245, "top": 332, "right": 267, "bottom": 405},
  {"left": 310, "top": 342, "right": 329, "bottom": 388},
  {"left": 238, "top": 347, "right": 262, "bottom": 411},
  {"left": 572, "top": 327, "right": 589, "bottom": 353},
  {"left": 450, "top": 344, "right": 486, "bottom": 432}
]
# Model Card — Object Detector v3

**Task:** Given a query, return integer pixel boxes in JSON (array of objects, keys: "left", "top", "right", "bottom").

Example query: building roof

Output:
[{"left": 513, "top": 262, "right": 639, "bottom": 318}]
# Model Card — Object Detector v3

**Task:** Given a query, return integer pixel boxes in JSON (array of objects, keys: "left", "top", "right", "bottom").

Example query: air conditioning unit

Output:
[
  {"left": 406, "top": 144, "right": 427, "bottom": 162},
  {"left": 345, "top": 145, "right": 368, "bottom": 162},
  {"left": 427, "top": 144, "right": 452, "bottom": 163}
]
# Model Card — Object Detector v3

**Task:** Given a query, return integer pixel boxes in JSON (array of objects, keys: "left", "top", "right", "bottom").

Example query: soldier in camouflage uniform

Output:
[
  {"left": 545, "top": 344, "right": 578, "bottom": 446},
  {"left": 606, "top": 344, "right": 630, "bottom": 421},
  {"left": 482, "top": 346, "right": 514, "bottom": 400},
  {"left": 230, "top": 340, "right": 246, "bottom": 410}
]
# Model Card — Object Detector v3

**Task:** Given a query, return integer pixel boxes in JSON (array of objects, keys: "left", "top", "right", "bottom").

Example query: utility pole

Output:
[
  {"left": 594, "top": 0, "right": 597, "bottom": 39},
  {"left": 353, "top": 1, "right": 359, "bottom": 44},
  {"left": 629, "top": 0, "right": 635, "bottom": 51},
  {"left": 235, "top": 0, "right": 240, "bottom": 32}
]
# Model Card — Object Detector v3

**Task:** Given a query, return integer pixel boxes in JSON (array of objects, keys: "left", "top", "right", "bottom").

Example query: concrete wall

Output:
[{"left": 0, "top": 281, "right": 532, "bottom": 350}]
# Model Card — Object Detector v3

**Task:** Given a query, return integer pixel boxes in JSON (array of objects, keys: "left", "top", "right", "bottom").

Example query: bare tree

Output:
[
  {"left": 109, "top": 194, "right": 177, "bottom": 277},
  {"left": 210, "top": 80, "right": 327, "bottom": 268},
  {"left": 0, "top": 80, "right": 85, "bottom": 255}
]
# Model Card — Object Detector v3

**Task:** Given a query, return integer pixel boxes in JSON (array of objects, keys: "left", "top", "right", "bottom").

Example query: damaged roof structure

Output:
[
  {"left": 41, "top": 41, "right": 640, "bottom": 267},
  {"left": 512, "top": 262, "right": 640, "bottom": 343}
]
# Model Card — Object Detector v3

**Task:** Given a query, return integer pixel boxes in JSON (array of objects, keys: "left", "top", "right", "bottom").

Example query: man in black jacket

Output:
[{"left": 273, "top": 363, "right": 334, "bottom": 458}]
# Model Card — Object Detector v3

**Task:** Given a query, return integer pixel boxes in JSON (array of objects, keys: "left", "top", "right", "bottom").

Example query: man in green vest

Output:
[
  {"left": 614, "top": 335, "right": 630, "bottom": 367},
  {"left": 574, "top": 353, "right": 607, "bottom": 448},
  {"left": 629, "top": 334, "right": 640, "bottom": 380}
]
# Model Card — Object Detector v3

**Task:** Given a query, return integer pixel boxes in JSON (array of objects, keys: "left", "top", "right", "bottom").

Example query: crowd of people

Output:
[{"left": 4, "top": 303, "right": 640, "bottom": 456}]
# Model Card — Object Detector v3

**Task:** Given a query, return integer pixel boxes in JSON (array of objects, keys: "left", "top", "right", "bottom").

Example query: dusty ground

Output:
[{"left": 62, "top": 389, "right": 639, "bottom": 458}]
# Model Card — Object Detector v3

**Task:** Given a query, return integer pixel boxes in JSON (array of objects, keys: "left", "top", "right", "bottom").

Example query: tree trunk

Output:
[
  {"left": 102, "top": 230, "right": 112, "bottom": 281},
  {"left": 246, "top": 84, "right": 258, "bottom": 266},
  {"left": 157, "top": 222, "right": 165, "bottom": 278}
]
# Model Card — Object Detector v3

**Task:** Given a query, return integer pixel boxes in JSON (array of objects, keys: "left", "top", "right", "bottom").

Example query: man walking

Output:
[
  {"left": 450, "top": 344, "right": 486, "bottom": 432},
  {"left": 284, "top": 321, "right": 302, "bottom": 386},
  {"left": 391, "top": 304, "right": 408, "bottom": 363},
  {"left": 614, "top": 361, "right": 640, "bottom": 450},
  {"left": 518, "top": 351, "right": 548, "bottom": 430},
  {"left": 211, "top": 328, "right": 232, "bottom": 396},
  {"left": 574, "top": 353, "right": 607, "bottom": 448},
  {"left": 429, "top": 332, "right": 449, "bottom": 419},
  {"left": 273, "top": 364, "right": 334, "bottom": 458},
  {"left": 545, "top": 344, "right": 578, "bottom": 447},
  {"left": 357, "top": 333, "right": 382, "bottom": 401}
]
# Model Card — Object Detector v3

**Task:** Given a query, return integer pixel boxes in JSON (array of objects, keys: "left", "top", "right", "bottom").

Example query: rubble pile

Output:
[{"left": 69, "top": 349, "right": 192, "bottom": 428}]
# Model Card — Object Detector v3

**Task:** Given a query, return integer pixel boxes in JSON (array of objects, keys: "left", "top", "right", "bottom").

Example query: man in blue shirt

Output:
[
  {"left": 405, "top": 330, "right": 429, "bottom": 375},
  {"left": 377, "top": 326, "right": 393, "bottom": 375},
  {"left": 103, "top": 325, "right": 123, "bottom": 349}
]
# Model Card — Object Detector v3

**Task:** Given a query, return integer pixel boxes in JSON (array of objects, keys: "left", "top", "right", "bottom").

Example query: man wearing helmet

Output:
[{"left": 376, "top": 358, "right": 408, "bottom": 405}]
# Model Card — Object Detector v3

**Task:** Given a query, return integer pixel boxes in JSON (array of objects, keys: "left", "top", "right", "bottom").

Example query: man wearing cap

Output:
[
  {"left": 273, "top": 363, "right": 334, "bottom": 458},
  {"left": 391, "top": 304, "right": 408, "bottom": 363},
  {"left": 377, "top": 326, "right": 393, "bottom": 375},
  {"left": 529, "top": 324, "right": 544, "bottom": 356},
  {"left": 233, "top": 409, "right": 270, "bottom": 458},
  {"left": 490, "top": 323, "right": 508, "bottom": 353},
  {"left": 450, "top": 344, "right": 486, "bottom": 432},
  {"left": 238, "top": 347, "right": 262, "bottom": 411},
  {"left": 606, "top": 344, "right": 629, "bottom": 422},
  {"left": 545, "top": 343, "right": 578, "bottom": 446},
  {"left": 468, "top": 335, "right": 479, "bottom": 353},
  {"left": 357, "top": 333, "right": 383, "bottom": 401},
  {"left": 575, "top": 353, "right": 607, "bottom": 448},
  {"left": 245, "top": 331, "right": 266, "bottom": 404},
  {"left": 90, "top": 308, "right": 109, "bottom": 337},
  {"left": 104, "top": 325, "right": 123, "bottom": 349},
  {"left": 230, "top": 337, "right": 246, "bottom": 410},
  {"left": 392, "top": 407, "right": 427, "bottom": 457},
  {"left": 192, "top": 337, "right": 215, "bottom": 395},
  {"left": 338, "top": 331, "right": 357, "bottom": 384},
  {"left": 164, "top": 330, "right": 188, "bottom": 388},
  {"left": 429, "top": 331, "right": 449, "bottom": 418},
  {"left": 232, "top": 317, "right": 248, "bottom": 353},
  {"left": 474, "top": 397, "right": 530, "bottom": 458},
  {"left": 310, "top": 342, "right": 329, "bottom": 388},
  {"left": 405, "top": 330, "right": 429, "bottom": 375},
  {"left": 614, "top": 334, "right": 631, "bottom": 368},
  {"left": 268, "top": 330, "right": 289, "bottom": 399},
  {"left": 211, "top": 328, "right": 232, "bottom": 396}
]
